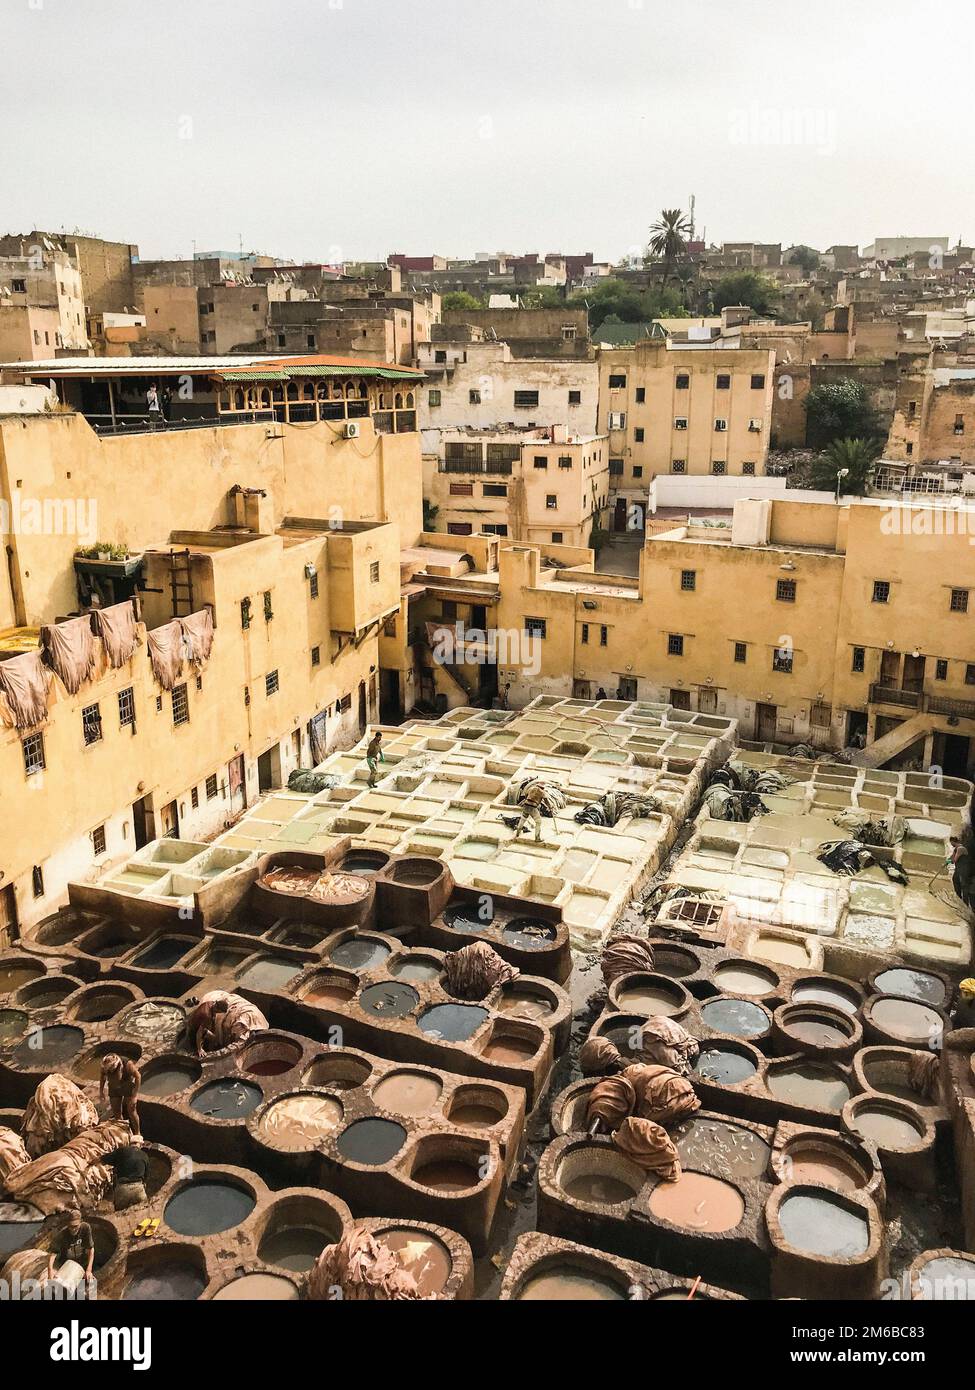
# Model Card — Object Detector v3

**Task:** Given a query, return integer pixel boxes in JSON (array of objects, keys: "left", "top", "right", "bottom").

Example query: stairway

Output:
[{"left": 854, "top": 711, "right": 935, "bottom": 769}]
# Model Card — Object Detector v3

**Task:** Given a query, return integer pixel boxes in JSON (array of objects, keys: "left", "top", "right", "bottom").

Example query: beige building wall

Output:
[{"left": 419, "top": 343, "right": 600, "bottom": 434}]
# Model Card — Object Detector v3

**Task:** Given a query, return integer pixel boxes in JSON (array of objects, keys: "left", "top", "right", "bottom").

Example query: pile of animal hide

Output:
[
  {"left": 306, "top": 1229, "right": 433, "bottom": 1301},
  {"left": 585, "top": 1061, "right": 700, "bottom": 1181},
  {"left": 21, "top": 1075, "right": 98, "bottom": 1158},
  {"left": 816, "top": 839, "right": 909, "bottom": 885},
  {"left": 574, "top": 792, "right": 660, "bottom": 827},
  {"left": 506, "top": 778, "right": 566, "bottom": 816},
  {"left": 601, "top": 935, "right": 655, "bottom": 989},
  {"left": 443, "top": 942, "right": 519, "bottom": 1000},
  {"left": 832, "top": 809, "right": 906, "bottom": 847},
  {"left": 3, "top": 1121, "right": 131, "bottom": 1215}
]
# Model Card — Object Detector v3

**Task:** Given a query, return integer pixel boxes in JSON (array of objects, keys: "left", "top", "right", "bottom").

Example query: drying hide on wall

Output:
[
  {"left": 40, "top": 615, "right": 97, "bottom": 695},
  {"left": 146, "top": 619, "right": 184, "bottom": 691},
  {"left": 0, "top": 650, "right": 52, "bottom": 729},
  {"left": 180, "top": 609, "right": 214, "bottom": 669},
  {"left": 93, "top": 600, "right": 141, "bottom": 669}
]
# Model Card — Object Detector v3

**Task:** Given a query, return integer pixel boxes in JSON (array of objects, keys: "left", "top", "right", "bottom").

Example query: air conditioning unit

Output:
[{"left": 344, "top": 421, "right": 361, "bottom": 440}]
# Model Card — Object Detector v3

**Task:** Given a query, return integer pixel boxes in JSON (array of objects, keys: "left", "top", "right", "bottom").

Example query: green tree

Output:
[
  {"left": 520, "top": 286, "right": 564, "bottom": 309},
  {"left": 422, "top": 499, "right": 440, "bottom": 531},
  {"left": 710, "top": 271, "right": 780, "bottom": 316},
  {"left": 646, "top": 209, "right": 692, "bottom": 287},
  {"left": 787, "top": 246, "right": 821, "bottom": 275},
  {"left": 805, "top": 378, "right": 880, "bottom": 448},
  {"left": 810, "top": 438, "right": 881, "bottom": 496},
  {"left": 569, "top": 278, "right": 686, "bottom": 330},
  {"left": 442, "top": 291, "right": 485, "bottom": 312}
]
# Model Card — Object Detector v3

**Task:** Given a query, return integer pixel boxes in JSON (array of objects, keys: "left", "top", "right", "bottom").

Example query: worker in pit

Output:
[
  {"left": 952, "top": 979, "right": 975, "bottom": 1031},
  {"left": 366, "top": 729, "right": 385, "bottom": 787},
  {"left": 516, "top": 781, "right": 547, "bottom": 842},
  {"left": 99, "top": 1053, "right": 142, "bottom": 1137}
]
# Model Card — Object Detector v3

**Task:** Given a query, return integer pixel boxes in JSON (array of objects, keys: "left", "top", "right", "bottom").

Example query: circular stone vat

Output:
[
  {"left": 130, "top": 937, "right": 190, "bottom": 970},
  {"left": 649, "top": 1171, "right": 745, "bottom": 1232},
  {"left": 713, "top": 961, "right": 779, "bottom": 996},
  {"left": 444, "top": 904, "right": 494, "bottom": 933},
  {"left": 12, "top": 1024, "right": 84, "bottom": 1067},
  {"left": 777, "top": 1191, "right": 869, "bottom": 1258},
  {"left": 481, "top": 1026, "right": 539, "bottom": 1064},
  {"left": 16, "top": 976, "right": 78, "bottom": 1009},
  {"left": 776, "top": 1003, "right": 858, "bottom": 1052},
  {"left": 119, "top": 1001, "right": 185, "bottom": 1044},
  {"left": 376, "top": 1229, "right": 452, "bottom": 1297},
  {"left": 501, "top": 918, "right": 557, "bottom": 951},
  {"left": 413, "top": 1153, "right": 482, "bottom": 1192},
  {"left": 241, "top": 1038, "right": 303, "bottom": 1077},
  {"left": 190, "top": 1078, "right": 263, "bottom": 1120},
  {"left": 336, "top": 1118, "right": 407, "bottom": 1166},
  {"left": 517, "top": 1264, "right": 627, "bottom": 1301},
  {"left": 68, "top": 984, "right": 136, "bottom": 1023},
  {"left": 357, "top": 981, "right": 419, "bottom": 1019},
  {"left": 700, "top": 997, "right": 771, "bottom": 1039},
  {"left": 340, "top": 849, "right": 390, "bottom": 875},
  {"left": 447, "top": 1084, "right": 509, "bottom": 1128},
  {"left": 0, "top": 961, "right": 44, "bottom": 993},
  {"left": 858, "top": 1047, "right": 933, "bottom": 1106},
  {"left": 779, "top": 1138, "right": 870, "bottom": 1192},
  {"left": 389, "top": 955, "right": 442, "bottom": 983},
  {"left": 141, "top": 1057, "right": 201, "bottom": 1098},
  {"left": 164, "top": 1181, "right": 255, "bottom": 1237},
  {"left": 651, "top": 945, "right": 702, "bottom": 980},
  {"left": 373, "top": 1070, "right": 443, "bottom": 1117},
  {"left": 915, "top": 1254, "right": 975, "bottom": 1300},
  {"left": 675, "top": 1116, "right": 771, "bottom": 1179},
  {"left": 302, "top": 1052, "right": 373, "bottom": 1091},
  {"left": 791, "top": 978, "right": 861, "bottom": 1015},
  {"left": 73, "top": 1041, "right": 142, "bottom": 1082},
  {"left": 867, "top": 995, "right": 943, "bottom": 1047},
  {"left": 557, "top": 1145, "right": 646, "bottom": 1206},
  {"left": 236, "top": 956, "right": 302, "bottom": 992},
  {"left": 329, "top": 937, "right": 391, "bottom": 972},
  {"left": 767, "top": 1062, "right": 851, "bottom": 1113},
  {"left": 258, "top": 1093, "right": 344, "bottom": 1151},
  {"left": 694, "top": 1046, "right": 758, "bottom": 1086},
  {"left": 390, "top": 857, "right": 443, "bottom": 885},
  {"left": 874, "top": 968, "right": 946, "bottom": 1008},
  {"left": 418, "top": 1002, "right": 488, "bottom": 1042},
  {"left": 258, "top": 1213, "right": 332, "bottom": 1272},
  {"left": 299, "top": 970, "right": 359, "bottom": 1007},
  {"left": 495, "top": 986, "right": 556, "bottom": 1022},
  {"left": 123, "top": 1256, "right": 207, "bottom": 1301},
  {"left": 847, "top": 1098, "right": 925, "bottom": 1152},
  {"left": 0, "top": 1201, "right": 44, "bottom": 1259},
  {"left": 0, "top": 1008, "right": 28, "bottom": 1042},
  {"left": 213, "top": 1273, "right": 299, "bottom": 1301},
  {"left": 612, "top": 973, "right": 687, "bottom": 1017}
]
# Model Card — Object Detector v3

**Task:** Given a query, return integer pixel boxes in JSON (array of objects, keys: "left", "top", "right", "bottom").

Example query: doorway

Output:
[
  {"left": 698, "top": 687, "right": 718, "bottom": 715},
  {"left": 258, "top": 747, "right": 280, "bottom": 794},
  {"left": 618, "top": 676, "right": 638, "bottom": 701},
  {"left": 756, "top": 703, "right": 778, "bottom": 742},
  {"left": 357, "top": 681, "right": 367, "bottom": 735},
  {"left": 613, "top": 498, "right": 627, "bottom": 533},
  {"left": 228, "top": 754, "right": 246, "bottom": 813},
  {"left": 670, "top": 688, "right": 691, "bottom": 711},
  {"left": 938, "top": 732, "right": 971, "bottom": 778},
  {"left": 573, "top": 680, "right": 592, "bottom": 699},
  {"left": 380, "top": 669, "right": 401, "bottom": 723},
  {"left": 0, "top": 884, "right": 18, "bottom": 950},
  {"left": 132, "top": 795, "right": 154, "bottom": 850},
  {"left": 902, "top": 653, "right": 925, "bottom": 693}
]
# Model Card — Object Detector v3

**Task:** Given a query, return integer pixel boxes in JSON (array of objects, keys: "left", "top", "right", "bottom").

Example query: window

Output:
[
  {"left": 428, "top": 389, "right": 441, "bottom": 407},
  {"left": 32, "top": 865, "right": 44, "bottom": 899},
  {"left": 23, "top": 731, "right": 45, "bottom": 776},
  {"left": 12, "top": 278, "right": 26, "bottom": 293},
  {"left": 482, "top": 523, "right": 508, "bottom": 536},
  {"left": 667, "top": 633, "right": 684, "bottom": 656},
  {"left": 608, "top": 374, "right": 627, "bottom": 389},
  {"left": 608, "top": 411, "right": 626, "bottom": 430},
  {"left": 716, "top": 374, "right": 731, "bottom": 390},
  {"left": 306, "top": 335, "right": 316, "bottom": 350},
  {"left": 751, "top": 374, "right": 766, "bottom": 390},
  {"left": 172, "top": 683, "right": 190, "bottom": 726},
  {"left": 936, "top": 659, "right": 949, "bottom": 681},
  {"left": 562, "top": 324, "right": 577, "bottom": 341},
  {"left": 950, "top": 588, "right": 969, "bottom": 613},
  {"left": 266, "top": 670, "right": 280, "bottom": 696},
  {"left": 734, "top": 641, "right": 747, "bottom": 664},
  {"left": 311, "top": 646, "right": 321, "bottom": 667},
  {"left": 450, "top": 481, "right": 474, "bottom": 496},
  {"left": 776, "top": 578, "right": 796, "bottom": 602},
  {"left": 447, "top": 522, "right": 473, "bottom": 535},
  {"left": 533, "top": 456, "right": 549, "bottom": 470},
  {"left": 514, "top": 390, "right": 540, "bottom": 409},
  {"left": 872, "top": 580, "right": 890, "bottom": 604},
  {"left": 435, "top": 350, "right": 447, "bottom": 364},
  {"left": 676, "top": 373, "right": 690, "bottom": 390},
  {"left": 581, "top": 623, "right": 590, "bottom": 645},
  {"left": 241, "top": 597, "right": 252, "bottom": 630},
  {"left": 118, "top": 686, "right": 135, "bottom": 729},
  {"left": 967, "top": 665, "right": 975, "bottom": 687},
  {"left": 635, "top": 428, "right": 645, "bottom": 443},
  {"left": 633, "top": 466, "right": 643, "bottom": 479},
  {"left": 483, "top": 483, "right": 508, "bottom": 497},
  {"left": 773, "top": 647, "right": 794, "bottom": 674},
  {"left": 469, "top": 389, "right": 481, "bottom": 404},
  {"left": 546, "top": 495, "right": 557, "bottom": 509},
  {"left": 742, "top": 462, "right": 756, "bottom": 476},
  {"left": 714, "top": 418, "right": 728, "bottom": 432},
  {"left": 674, "top": 417, "right": 688, "bottom": 431},
  {"left": 568, "top": 390, "right": 582, "bottom": 406},
  {"left": 609, "top": 458, "right": 624, "bottom": 476},
  {"left": 82, "top": 703, "right": 102, "bottom": 746},
  {"left": 955, "top": 415, "right": 965, "bottom": 436},
  {"left": 681, "top": 570, "right": 696, "bottom": 591},
  {"left": 155, "top": 695, "right": 163, "bottom": 712},
  {"left": 263, "top": 590, "right": 273, "bottom": 621},
  {"left": 309, "top": 572, "right": 319, "bottom": 599},
  {"left": 551, "top": 531, "right": 563, "bottom": 543},
  {"left": 852, "top": 647, "right": 865, "bottom": 673},
  {"left": 558, "top": 456, "right": 573, "bottom": 470},
  {"left": 525, "top": 617, "right": 547, "bottom": 639},
  {"left": 190, "top": 787, "right": 199, "bottom": 810},
  {"left": 600, "top": 625, "right": 608, "bottom": 646},
  {"left": 635, "top": 387, "right": 646, "bottom": 404},
  {"left": 370, "top": 561, "right": 380, "bottom": 583},
  {"left": 672, "top": 459, "right": 686, "bottom": 474},
  {"left": 206, "top": 774, "right": 219, "bottom": 799},
  {"left": 712, "top": 460, "right": 726, "bottom": 475}
]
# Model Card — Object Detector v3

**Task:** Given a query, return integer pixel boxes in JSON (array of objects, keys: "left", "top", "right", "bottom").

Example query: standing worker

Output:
[
  {"left": 366, "top": 729, "right": 385, "bottom": 787},
  {"left": 516, "top": 780, "right": 547, "bottom": 842},
  {"left": 99, "top": 1054, "right": 142, "bottom": 1137}
]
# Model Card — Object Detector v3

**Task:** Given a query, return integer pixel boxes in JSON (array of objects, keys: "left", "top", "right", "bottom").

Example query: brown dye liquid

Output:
[
  {"left": 372, "top": 1072, "right": 443, "bottom": 1117},
  {"left": 482, "top": 1037, "right": 536, "bottom": 1063},
  {"left": 413, "top": 1159, "right": 480, "bottom": 1191},
  {"left": 713, "top": 964, "right": 776, "bottom": 995},
  {"left": 786, "top": 1154, "right": 864, "bottom": 1191},
  {"left": 212, "top": 1273, "right": 299, "bottom": 1301},
  {"left": 304, "top": 984, "right": 356, "bottom": 1006},
  {"left": 852, "top": 1107, "right": 923, "bottom": 1151},
  {"left": 648, "top": 1171, "right": 745, "bottom": 1233},
  {"left": 563, "top": 1172, "right": 640, "bottom": 1205},
  {"left": 247, "top": 1057, "right": 296, "bottom": 1076},
  {"left": 0, "top": 965, "right": 42, "bottom": 992},
  {"left": 496, "top": 992, "right": 555, "bottom": 1021},
  {"left": 616, "top": 985, "right": 682, "bottom": 1016},
  {"left": 450, "top": 1103, "right": 502, "bottom": 1128},
  {"left": 789, "top": 1019, "right": 848, "bottom": 1047},
  {"left": 517, "top": 1268, "right": 626, "bottom": 1301},
  {"left": 378, "top": 1230, "right": 452, "bottom": 1296}
]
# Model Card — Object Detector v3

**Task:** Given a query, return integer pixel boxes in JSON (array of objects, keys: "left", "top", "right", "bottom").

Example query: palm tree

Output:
[
  {"left": 812, "top": 437, "right": 881, "bottom": 497},
  {"left": 647, "top": 209, "right": 692, "bottom": 288}
]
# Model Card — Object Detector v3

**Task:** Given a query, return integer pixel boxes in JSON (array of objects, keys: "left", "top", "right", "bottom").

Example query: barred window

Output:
[
  {"left": 872, "top": 580, "right": 890, "bottom": 604},
  {"left": 241, "top": 596, "right": 252, "bottom": 629},
  {"left": 681, "top": 570, "right": 696, "bottom": 591},
  {"left": 776, "top": 579, "right": 796, "bottom": 602},
  {"left": 667, "top": 634, "right": 684, "bottom": 656},
  {"left": 266, "top": 670, "right": 280, "bottom": 696},
  {"left": 205, "top": 774, "right": 219, "bottom": 799},
  {"left": 23, "top": 732, "right": 45, "bottom": 776},
  {"left": 118, "top": 686, "right": 135, "bottom": 729},
  {"left": 672, "top": 459, "right": 686, "bottom": 474},
  {"left": 309, "top": 572, "right": 319, "bottom": 600},
  {"left": 263, "top": 590, "right": 274, "bottom": 621},
  {"left": 734, "top": 642, "right": 747, "bottom": 664},
  {"left": 525, "top": 617, "right": 546, "bottom": 639},
  {"left": 852, "top": 647, "right": 865, "bottom": 673},
  {"left": 311, "top": 646, "right": 321, "bottom": 666},
  {"left": 773, "top": 647, "right": 794, "bottom": 674},
  {"left": 950, "top": 588, "right": 969, "bottom": 613},
  {"left": 935, "top": 659, "right": 948, "bottom": 681},
  {"left": 190, "top": 787, "right": 199, "bottom": 810},
  {"left": 82, "top": 703, "right": 103, "bottom": 746},
  {"left": 172, "top": 683, "right": 190, "bottom": 726},
  {"left": 514, "top": 390, "right": 539, "bottom": 409},
  {"left": 742, "top": 462, "right": 756, "bottom": 476},
  {"left": 370, "top": 561, "right": 380, "bottom": 583}
]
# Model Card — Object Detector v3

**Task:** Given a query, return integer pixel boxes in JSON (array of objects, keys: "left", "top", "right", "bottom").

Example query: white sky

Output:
[{"left": 2, "top": 0, "right": 971, "bottom": 263}]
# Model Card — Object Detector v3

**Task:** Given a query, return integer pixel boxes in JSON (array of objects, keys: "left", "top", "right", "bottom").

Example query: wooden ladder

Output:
[{"left": 168, "top": 548, "right": 194, "bottom": 617}]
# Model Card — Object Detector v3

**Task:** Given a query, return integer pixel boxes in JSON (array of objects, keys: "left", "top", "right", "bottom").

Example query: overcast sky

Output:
[{"left": 2, "top": 0, "right": 971, "bottom": 263}]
